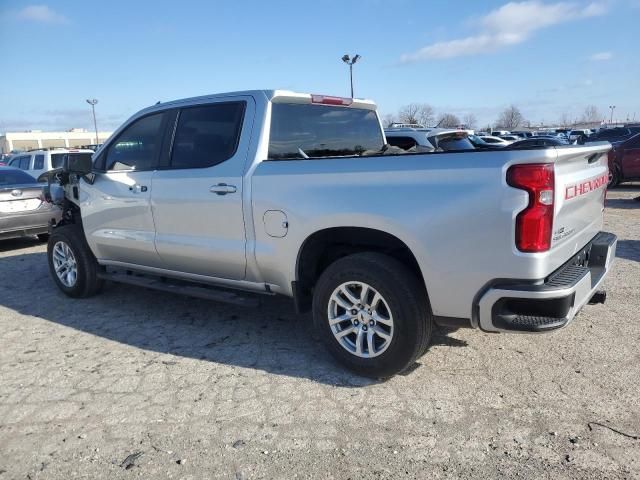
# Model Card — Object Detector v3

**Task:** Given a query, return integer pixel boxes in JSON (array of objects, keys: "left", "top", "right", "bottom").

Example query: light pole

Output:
[
  {"left": 86, "top": 99, "right": 99, "bottom": 144},
  {"left": 609, "top": 105, "right": 616, "bottom": 125},
  {"left": 341, "top": 54, "right": 361, "bottom": 98}
]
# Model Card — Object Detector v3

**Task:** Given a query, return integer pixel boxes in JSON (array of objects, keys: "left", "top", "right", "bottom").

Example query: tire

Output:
[
  {"left": 37, "top": 233, "right": 49, "bottom": 242},
  {"left": 47, "top": 224, "right": 103, "bottom": 298},
  {"left": 608, "top": 167, "right": 620, "bottom": 188},
  {"left": 312, "top": 252, "right": 433, "bottom": 378}
]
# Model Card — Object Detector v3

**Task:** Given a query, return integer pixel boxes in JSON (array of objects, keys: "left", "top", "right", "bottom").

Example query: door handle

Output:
[
  {"left": 129, "top": 184, "right": 148, "bottom": 193},
  {"left": 209, "top": 183, "right": 237, "bottom": 195}
]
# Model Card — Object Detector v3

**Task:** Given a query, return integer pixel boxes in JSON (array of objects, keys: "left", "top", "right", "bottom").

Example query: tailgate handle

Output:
[{"left": 587, "top": 152, "right": 602, "bottom": 164}]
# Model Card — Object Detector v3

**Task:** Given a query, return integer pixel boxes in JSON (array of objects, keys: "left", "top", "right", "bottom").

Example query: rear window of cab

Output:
[{"left": 268, "top": 103, "right": 384, "bottom": 159}]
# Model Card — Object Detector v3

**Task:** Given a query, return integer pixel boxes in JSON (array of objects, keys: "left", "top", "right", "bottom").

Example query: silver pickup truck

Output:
[{"left": 44, "top": 90, "right": 617, "bottom": 378}]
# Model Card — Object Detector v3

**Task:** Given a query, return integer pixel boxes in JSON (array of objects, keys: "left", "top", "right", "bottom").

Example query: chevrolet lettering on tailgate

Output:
[{"left": 565, "top": 173, "right": 609, "bottom": 200}]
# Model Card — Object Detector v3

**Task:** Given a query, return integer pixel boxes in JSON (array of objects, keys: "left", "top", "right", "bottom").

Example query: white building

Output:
[{"left": 0, "top": 129, "right": 113, "bottom": 154}]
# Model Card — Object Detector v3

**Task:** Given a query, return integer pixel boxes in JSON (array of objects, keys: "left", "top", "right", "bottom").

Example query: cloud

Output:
[
  {"left": 15, "top": 5, "right": 69, "bottom": 24},
  {"left": 589, "top": 51, "right": 613, "bottom": 61},
  {"left": 400, "top": 1, "right": 608, "bottom": 62}
]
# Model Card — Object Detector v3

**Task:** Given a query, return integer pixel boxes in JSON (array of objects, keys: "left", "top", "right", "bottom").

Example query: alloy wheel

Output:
[
  {"left": 52, "top": 241, "right": 78, "bottom": 287},
  {"left": 327, "top": 281, "right": 394, "bottom": 358}
]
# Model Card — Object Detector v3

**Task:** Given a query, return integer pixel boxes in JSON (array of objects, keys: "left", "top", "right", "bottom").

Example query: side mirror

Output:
[{"left": 64, "top": 153, "right": 93, "bottom": 175}]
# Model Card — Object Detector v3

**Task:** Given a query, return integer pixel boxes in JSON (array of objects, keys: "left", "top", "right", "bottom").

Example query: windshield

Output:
[{"left": 268, "top": 103, "right": 384, "bottom": 159}]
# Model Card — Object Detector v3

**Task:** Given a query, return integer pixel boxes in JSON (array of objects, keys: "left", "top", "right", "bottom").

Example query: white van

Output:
[{"left": 7, "top": 148, "right": 94, "bottom": 181}]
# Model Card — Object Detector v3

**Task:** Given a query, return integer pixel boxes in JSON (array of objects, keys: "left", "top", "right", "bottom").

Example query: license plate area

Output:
[{"left": 0, "top": 199, "right": 41, "bottom": 213}]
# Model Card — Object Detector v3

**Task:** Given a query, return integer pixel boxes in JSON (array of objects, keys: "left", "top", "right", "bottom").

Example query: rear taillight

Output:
[
  {"left": 507, "top": 163, "right": 555, "bottom": 253},
  {"left": 310, "top": 95, "right": 353, "bottom": 106}
]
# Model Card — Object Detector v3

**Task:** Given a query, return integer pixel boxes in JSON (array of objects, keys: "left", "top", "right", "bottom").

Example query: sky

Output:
[{"left": 0, "top": 0, "right": 638, "bottom": 133}]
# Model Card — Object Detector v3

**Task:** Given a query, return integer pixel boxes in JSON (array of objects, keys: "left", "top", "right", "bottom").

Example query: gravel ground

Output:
[{"left": 0, "top": 185, "right": 638, "bottom": 480}]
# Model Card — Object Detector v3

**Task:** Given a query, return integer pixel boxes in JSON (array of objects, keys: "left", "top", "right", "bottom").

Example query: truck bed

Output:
[{"left": 250, "top": 143, "right": 611, "bottom": 321}]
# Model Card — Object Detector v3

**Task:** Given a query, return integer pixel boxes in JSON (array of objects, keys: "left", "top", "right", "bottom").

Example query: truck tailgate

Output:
[{"left": 551, "top": 143, "right": 610, "bottom": 259}]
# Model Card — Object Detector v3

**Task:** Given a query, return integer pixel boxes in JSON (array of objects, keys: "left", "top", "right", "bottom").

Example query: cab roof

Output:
[{"left": 142, "top": 90, "right": 377, "bottom": 113}]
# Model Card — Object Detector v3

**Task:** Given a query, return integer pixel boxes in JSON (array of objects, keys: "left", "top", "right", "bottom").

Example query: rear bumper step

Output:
[{"left": 476, "top": 231, "right": 617, "bottom": 333}]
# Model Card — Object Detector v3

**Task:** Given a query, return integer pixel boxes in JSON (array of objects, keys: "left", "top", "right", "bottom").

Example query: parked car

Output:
[
  {"left": 507, "top": 137, "right": 568, "bottom": 148},
  {"left": 511, "top": 131, "right": 533, "bottom": 138},
  {"left": 387, "top": 123, "right": 425, "bottom": 129},
  {"left": 7, "top": 148, "right": 94, "bottom": 182},
  {"left": 491, "top": 130, "right": 510, "bottom": 136},
  {"left": 533, "top": 134, "right": 569, "bottom": 144},
  {"left": 607, "top": 133, "right": 640, "bottom": 187},
  {"left": 384, "top": 127, "right": 475, "bottom": 152},
  {"left": 468, "top": 134, "right": 504, "bottom": 149},
  {"left": 586, "top": 127, "right": 640, "bottom": 144},
  {"left": 479, "top": 135, "right": 513, "bottom": 146},
  {"left": 78, "top": 144, "right": 103, "bottom": 151},
  {"left": 568, "top": 129, "right": 591, "bottom": 143},
  {"left": 0, "top": 166, "right": 61, "bottom": 241},
  {"left": 499, "top": 135, "right": 522, "bottom": 142},
  {"left": 43, "top": 89, "right": 616, "bottom": 378}
]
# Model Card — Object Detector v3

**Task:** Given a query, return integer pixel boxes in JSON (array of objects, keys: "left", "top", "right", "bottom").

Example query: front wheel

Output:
[
  {"left": 608, "top": 167, "right": 620, "bottom": 188},
  {"left": 47, "top": 225, "right": 103, "bottom": 298},
  {"left": 312, "top": 252, "right": 432, "bottom": 378}
]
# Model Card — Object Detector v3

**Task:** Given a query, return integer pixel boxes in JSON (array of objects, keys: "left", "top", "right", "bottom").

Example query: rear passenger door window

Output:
[
  {"left": 105, "top": 113, "right": 165, "bottom": 171},
  {"left": 19, "top": 156, "right": 31, "bottom": 170},
  {"left": 169, "top": 102, "right": 246, "bottom": 169},
  {"left": 34, "top": 155, "right": 45, "bottom": 170}
]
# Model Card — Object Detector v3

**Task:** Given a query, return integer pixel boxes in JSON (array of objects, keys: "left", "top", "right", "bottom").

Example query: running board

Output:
[{"left": 97, "top": 270, "right": 260, "bottom": 307}]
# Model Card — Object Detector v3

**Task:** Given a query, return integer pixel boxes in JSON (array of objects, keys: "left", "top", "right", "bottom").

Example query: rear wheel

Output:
[
  {"left": 312, "top": 252, "right": 432, "bottom": 378},
  {"left": 47, "top": 225, "right": 103, "bottom": 298}
]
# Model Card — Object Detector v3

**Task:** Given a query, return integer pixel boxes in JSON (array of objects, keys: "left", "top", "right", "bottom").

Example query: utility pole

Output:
[
  {"left": 609, "top": 105, "right": 616, "bottom": 125},
  {"left": 341, "top": 54, "right": 361, "bottom": 98},
  {"left": 86, "top": 99, "right": 99, "bottom": 144}
]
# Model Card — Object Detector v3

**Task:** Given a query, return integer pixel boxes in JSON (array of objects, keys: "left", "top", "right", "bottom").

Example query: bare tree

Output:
[
  {"left": 463, "top": 113, "right": 477, "bottom": 129},
  {"left": 417, "top": 104, "right": 435, "bottom": 127},
  {"left": 581, "top": 105, "right": 601, "bottom": 123},
  {"left": 398, "top": 103, "right": 434, "bottom": 126},
  {"left": 558, "top": 112, "right": 572, "bottom": 127},
  {"left": 437, "top": 113, "right": 461, "bottom": 128},
  {"left": 398, "top": 104, "right": 421, "bottom": 124},
  {"left": 496, "top": 105, "right": 525, "bottom": 130},
  {"left": 381, "top": 113, "right": 397, "bottom": 128}
]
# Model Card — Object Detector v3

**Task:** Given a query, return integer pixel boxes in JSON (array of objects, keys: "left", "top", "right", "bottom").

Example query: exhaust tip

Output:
[{"left": 588, "top": 290, "right": 607, "bottom": 305}]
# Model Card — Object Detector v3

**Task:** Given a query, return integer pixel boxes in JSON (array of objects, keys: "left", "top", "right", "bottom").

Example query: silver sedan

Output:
[{"left": 0, "top": 166, "right": 61, "bottom": 242}]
